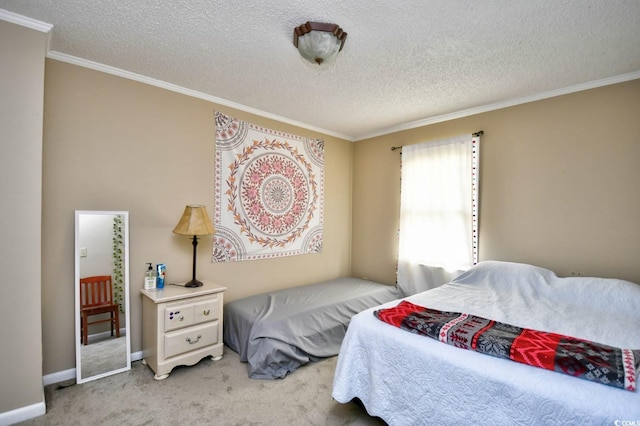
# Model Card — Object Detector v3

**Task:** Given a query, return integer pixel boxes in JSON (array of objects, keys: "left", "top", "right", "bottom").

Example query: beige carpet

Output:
[
  {"left": 19, "top": 347, "right": 385, "bottom": 425},
  {"left": 80, "top": 336, "right": 127, "bottom": 380}
]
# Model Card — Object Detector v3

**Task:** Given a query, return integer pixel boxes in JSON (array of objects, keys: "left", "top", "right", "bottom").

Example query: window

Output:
[{"left": 397, "top": 133, "right": 479, "bottom": 295}]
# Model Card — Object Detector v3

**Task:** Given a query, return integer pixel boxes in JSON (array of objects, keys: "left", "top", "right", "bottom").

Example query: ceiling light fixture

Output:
[{"left": 293, "top": 21, "right": 347, "bottom": 65}]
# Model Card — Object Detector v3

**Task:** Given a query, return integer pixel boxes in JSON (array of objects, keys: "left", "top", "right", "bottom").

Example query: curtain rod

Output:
[{"left": 390, "top": 130, "right": 484, "bottom": 151}]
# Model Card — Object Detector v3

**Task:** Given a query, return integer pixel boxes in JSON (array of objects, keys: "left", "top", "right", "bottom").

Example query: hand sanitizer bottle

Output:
[{"left": 144, "top": 263, "right": 156, "bottom": 290}]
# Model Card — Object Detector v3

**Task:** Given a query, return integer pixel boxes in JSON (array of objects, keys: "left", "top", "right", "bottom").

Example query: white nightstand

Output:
[{"left": 141, "top": 282, "right": 226, "bottom": 380}]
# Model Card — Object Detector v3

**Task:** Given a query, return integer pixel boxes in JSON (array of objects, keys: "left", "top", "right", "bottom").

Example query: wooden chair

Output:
[{"left": 79, "top": 275, "right": 120, "bottom": 345}]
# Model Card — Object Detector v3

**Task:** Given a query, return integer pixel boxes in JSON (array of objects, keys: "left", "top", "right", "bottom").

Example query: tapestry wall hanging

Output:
[{"left": 213, "top": 111, "right": 324, "bottom": 262}]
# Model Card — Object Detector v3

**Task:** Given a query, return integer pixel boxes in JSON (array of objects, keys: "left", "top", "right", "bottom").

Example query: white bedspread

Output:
[{"left": 332, "top": 261, "right": 640, "bottom": 425}]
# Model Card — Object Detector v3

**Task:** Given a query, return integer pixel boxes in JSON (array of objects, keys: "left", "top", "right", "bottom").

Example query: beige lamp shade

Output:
[{"left": 172, "top": 205, "right": 215, "bottom": 236}]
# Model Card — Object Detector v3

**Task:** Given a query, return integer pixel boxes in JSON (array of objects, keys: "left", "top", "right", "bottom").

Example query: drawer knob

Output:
[
  {"left": 178, "top": 316, "right": 184, "bottom": 321},
  {"left": 186, "top": 335, "right": 202, "bottom": 345},
  {"left": 203, "top": 309, "right": 210, "bottom": 316}
]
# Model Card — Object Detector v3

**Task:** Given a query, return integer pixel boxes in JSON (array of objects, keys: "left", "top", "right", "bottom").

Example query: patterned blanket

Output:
[{"left": 375, "top": 301, "right": 639, "bottom": 391}]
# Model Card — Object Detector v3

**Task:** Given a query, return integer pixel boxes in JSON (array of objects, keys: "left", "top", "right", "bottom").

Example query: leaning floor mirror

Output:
[{"left": 75, "top": 210, "right": 131, "bottom": 383}]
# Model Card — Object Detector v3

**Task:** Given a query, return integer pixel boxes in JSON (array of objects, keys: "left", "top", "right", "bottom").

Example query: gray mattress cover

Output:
[{"left": 223, "top": 277, "right": 402, "bottom": 379}]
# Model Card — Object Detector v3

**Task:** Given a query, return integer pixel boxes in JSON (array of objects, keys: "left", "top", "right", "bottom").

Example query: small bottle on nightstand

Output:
[{"left": 144, "top": 263, "right": 156, "bottom": 290}]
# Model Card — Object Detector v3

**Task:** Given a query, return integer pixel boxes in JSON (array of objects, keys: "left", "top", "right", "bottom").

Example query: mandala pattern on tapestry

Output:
[{"left": 213, "top": 111, "right": 324, "bottom": 262}]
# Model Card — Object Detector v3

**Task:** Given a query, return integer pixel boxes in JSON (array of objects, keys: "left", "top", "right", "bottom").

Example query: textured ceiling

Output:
[{"left": 1, "top": 1, "right": 640, "bottom": 140}]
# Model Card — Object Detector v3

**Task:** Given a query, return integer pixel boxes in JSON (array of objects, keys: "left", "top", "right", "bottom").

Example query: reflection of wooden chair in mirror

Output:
[{"left": 79, "top": 275, "right": 120, "bottom": 345}]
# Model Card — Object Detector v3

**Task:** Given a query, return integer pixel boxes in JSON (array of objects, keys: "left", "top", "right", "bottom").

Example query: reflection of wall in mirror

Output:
[
  {"left": 79, "top": 214, "right": 112, "bottom": 275},
  {"left": 78, "top": 214, "right": 126, "bottom": 329}
]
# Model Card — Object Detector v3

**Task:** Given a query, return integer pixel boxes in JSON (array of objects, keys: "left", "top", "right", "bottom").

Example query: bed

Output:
[
  {"left": 224, "top": 277, "right": 402, "bottom": 379},
  {"left": 332, "top": 261, "right": 640, "bottom": 425}
]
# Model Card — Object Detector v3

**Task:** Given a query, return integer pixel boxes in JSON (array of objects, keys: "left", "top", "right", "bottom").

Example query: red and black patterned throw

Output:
[{"left": 375, "top": 301, "right": 639, "bottom": 392}]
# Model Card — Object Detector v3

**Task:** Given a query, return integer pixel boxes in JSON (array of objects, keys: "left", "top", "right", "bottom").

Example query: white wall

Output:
[{"left": 78, "top": 214, "right": 115, "bottom": 277}]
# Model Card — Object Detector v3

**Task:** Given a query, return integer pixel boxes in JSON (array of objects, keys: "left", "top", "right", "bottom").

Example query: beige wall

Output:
[
  {"left": 0, "top": 21, "right": 46, "bottom": 415},
  {"left": 42, "top": 59, "right": 353, "bottom": 375},
  {"left": 352, "top": 79, "right": 640, "bottom": 286}
]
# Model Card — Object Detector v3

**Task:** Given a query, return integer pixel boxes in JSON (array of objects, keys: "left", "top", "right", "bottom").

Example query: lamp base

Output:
[{"left": 184, "top": 279, "right": 203, "bottom": 288}]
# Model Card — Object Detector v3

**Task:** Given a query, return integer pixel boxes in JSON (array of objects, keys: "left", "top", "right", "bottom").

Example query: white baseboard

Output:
[
  {"left": 42, "top": 350, "right": 144, "bottom": 386},
  {"left": 0, "top": 401, "right": 46, "bottom": 426},
  {"left": 42, "top": 368, "right": 75, "bottom": 386},
  {"left": 85, "top": 327, "right": 127, "bottom": 344}
]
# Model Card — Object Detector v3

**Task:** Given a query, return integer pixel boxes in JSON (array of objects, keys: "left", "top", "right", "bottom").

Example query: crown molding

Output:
[
  {"left": 46, "top": 51, "right": 354, "bottom": 142},
  {"left": 43, "top": 48, "right": 640, "bottom": 144},
  {"left": 0, "top": 8, "right": 52, "bottom": 33},
  {"left": 354, "top": 71, "right": 640, "bottom": 141}
]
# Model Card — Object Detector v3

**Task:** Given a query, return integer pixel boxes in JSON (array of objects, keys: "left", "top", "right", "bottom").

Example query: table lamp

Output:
[{"left": 172, "top": 205, "right": 215, "bottom": 287}]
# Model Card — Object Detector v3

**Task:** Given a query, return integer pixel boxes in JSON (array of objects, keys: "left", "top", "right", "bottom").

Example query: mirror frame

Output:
[{"left": 74, "top": 210, "right": 131, "bottom": 383}]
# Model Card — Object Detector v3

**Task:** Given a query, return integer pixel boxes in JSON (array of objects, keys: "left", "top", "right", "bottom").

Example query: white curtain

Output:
[{"left": 397, "top": 134, "right": 479, "bottom": 296}]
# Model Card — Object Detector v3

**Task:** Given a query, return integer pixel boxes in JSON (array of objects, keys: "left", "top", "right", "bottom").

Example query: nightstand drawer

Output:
[
  {"left": 194, "top": 297, "right": 219, "bottom": 324},
  {"left": 164, "top": 321, "right": 219, "bottom": 359},
  {"left": 164, "top": 304, "right": 196, "bottom": 332}
]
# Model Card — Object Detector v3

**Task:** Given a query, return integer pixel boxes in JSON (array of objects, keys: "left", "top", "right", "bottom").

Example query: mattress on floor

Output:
[{"left": 224, "top": 277, "right": 402, "bottom": 379}]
